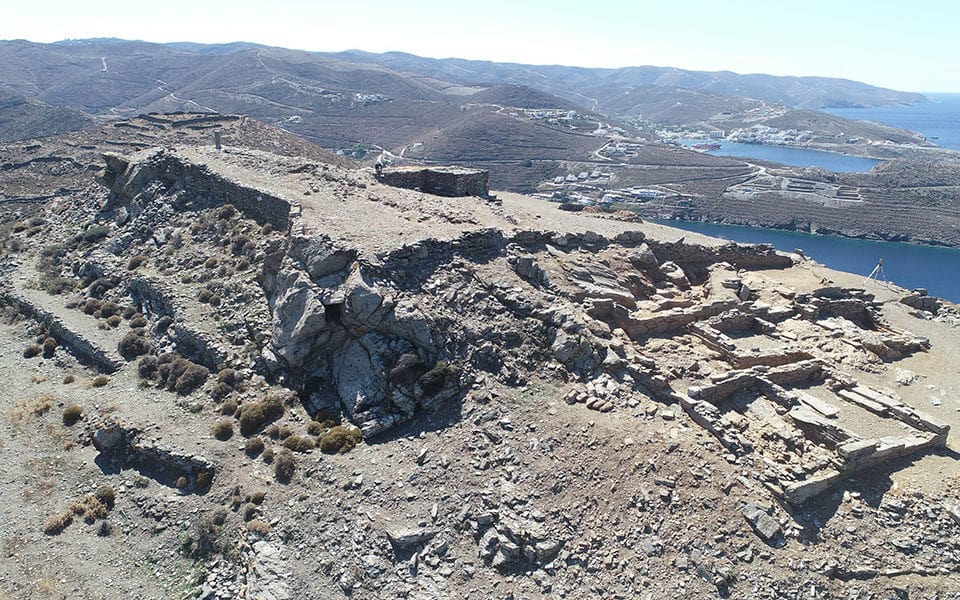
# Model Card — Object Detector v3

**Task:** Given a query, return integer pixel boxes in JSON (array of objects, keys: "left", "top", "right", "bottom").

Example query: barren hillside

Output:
[{"left": 1, "top": 116, "right": 959, "bottom": 599}]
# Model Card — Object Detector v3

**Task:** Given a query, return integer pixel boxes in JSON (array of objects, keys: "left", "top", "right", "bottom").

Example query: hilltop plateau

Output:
[{"left": 1, "top": 115, "right": 960, "bottom": 599}]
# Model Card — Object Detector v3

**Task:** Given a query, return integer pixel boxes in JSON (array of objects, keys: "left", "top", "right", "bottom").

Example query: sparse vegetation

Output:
[
  {"left": 274, "top": 448, "right": 295, "bottom": 482},
  {"left": 318, "top": 425, "right": 363, "bottom": 454},
  {"left": 62, "top": 404, "right": 83, "bottom": 426},
  {"left": 244, "top": 437, "right": 265, "bottom": 457},
  {"left": 213, "top": 419, "right": 234, "bottom": 441},
  {"left": 282, "top": 434, "right": 315, "bottom": 452},
  {"left": 94, "top": 485, "right": 116, "bottom": 509},
  {"left": 418, "top": 360, "right": 459, "bottom": 395},
  {"left": 63, "top": 374, "right": 75, "bottom": 384},
  {"left": 180, "top": 512, "right": 233, "bottom": 560},
  {"left": 246, "top": 519, "right": 271, "bottom": 535},
  {"left": 42, "top": 337, "right": 57, "bottom": 358},
  {"left": 106, "top": 314, "right": 122, "bottom": 328},
  {"left": 11, "top": 394, "right": 55, "bottom": 424},
  {"left": 91, "top": 375, "right": 109, "bottom": 387},
  {"left": 42, "top": 511, "right": 73, "bottom": 535},
  {"left": 119, "top": 329, "right": 153, "bottom": 359},
  {"left": 155, "top": 353, "right": 209, "bottom": 395},
  {"left": 219, "top": 398, "right": 238, "bottom": 416},
  {"left": 238, "top": 394, "right": 285, "bottom": 436},
  {"left": 155, "top": 315, "right": 173, "bottom": 333},
  {"left": 129, "top": 315, "right": 147, "bottom": 328},
  {"left": 175, "top": 476, "right": 189, "bottom": 489},
  {"left": 22, "top": 344, "right": 42, "bottom": 358},
  {"left": 127, "top": 254, "right": 148, "bottom": 270},
  {"left": 138, "top": 355, "right": 158, "bottom": 379}
]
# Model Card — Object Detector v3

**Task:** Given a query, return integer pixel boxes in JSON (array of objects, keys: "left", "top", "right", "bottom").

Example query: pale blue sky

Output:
[{"left": 4, "top": 0, "right": 957, "bottom": 92}]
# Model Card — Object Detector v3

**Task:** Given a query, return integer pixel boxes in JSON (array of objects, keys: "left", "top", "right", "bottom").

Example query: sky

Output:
[{"left": 3, "top": 0, "right": 958, "bottom": 92}]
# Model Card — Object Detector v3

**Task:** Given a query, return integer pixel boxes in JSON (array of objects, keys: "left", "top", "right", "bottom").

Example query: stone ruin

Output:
[
  {"left": 377, "top": 165, "right": 490, "bottom": 197},
  {"left": 11, "top": 146, "right": 946, "bottom": 510}
]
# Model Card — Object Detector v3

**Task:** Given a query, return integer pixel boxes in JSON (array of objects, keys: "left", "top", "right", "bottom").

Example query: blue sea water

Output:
[
  {"left": 660, "top": 94, "right": 960, "bottom": 301},
  {"left": 655, "top": 220, "right": 960, "bottom": 303},
  {"left": 681, "top": 140, "right": 880, "bottom": 172},
  {"left": 824, "top": 93, "right": 960, "bottom": 150}
]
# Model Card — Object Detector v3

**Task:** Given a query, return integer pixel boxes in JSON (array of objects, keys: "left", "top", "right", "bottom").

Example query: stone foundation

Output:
[{"left": 378, "top": 166, "right": 490, "bottom": 197}]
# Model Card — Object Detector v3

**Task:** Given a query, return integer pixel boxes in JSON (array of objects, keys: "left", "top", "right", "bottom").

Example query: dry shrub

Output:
[
  {"left": 249, "top": 490, "right": 266, "bottom": 505},
  {"left": 94, "top": 485, "right": 116, "bottom": 509},
  {"left": 137, "top": 355, "right": 159, "bottom": 379},
  {"left": 129, "top": 315, "right": 147, "bottom": 328},
  {"left": 244, "top": 437, "right": 264, "bottom": 457},
  {"left": 318, "top": 425, "right": 363, "bottom": 455},
  {"left": 42, "top": 337, "right": 58, "bottom": 358},
  {"left": 195, "top": 471, "right": 213, "bottom": 490},
  {"left": 99, "top": 301, "right": 120, "bottom": 318},
  {"left": 262, "top": 446, "right": 275, "bottom": 463},
  {"left": 247, "top": 519, "right": 270, "bottom": 535},
  {"left": 242, "top": 503, "right": 258, "bottom": 521},
  {"left": 155, "top": 315, "right": 173, "bottom": 333},
  {"left": 91, "top": 375, "right": 109, "bottom": 388},
  {"left": 62, "top": 405, "right": 83, "bottom": 426},
  {"left": 204, "top": 257, "right": 218, "bottom": 269},
  {"left": 22, "top": 344, "right": 42, "bottom": 358},
  {"left": 213, "top": 419, "right": 234, "bottom": 441},
  {"left": 42, "top": 511, "right": 73, "bottom": 535},
  {"left": 156, "top": 353, "right": 209, "bottom": 395},
  {"left": 127, "top": 255, "right": 148, "bottom": 270},
  {"left": 282, "top": 434, "right": 315, "bottom": 452},
  {"left": 238, "top": 395, "right": 284, "bottom": 436},
  {"left": 82, "top": 298, "right": 102, "bottom": 315},
  {"left": 217, "top": 368, "right": 239, "bottom": 387},
  {"left": 11, "top": 394, "right": 55, "bottom": 424},
  {"left": 274, "top": 449, "right": 295, "bottom": 482},
  {"left": 82, "top": 497, "right": 108, "bottom": 524},
  {"left": 62, "top": 374, "right": 75, "bottom": 384},
  {"left": 219, "top": 398, "right": 238, "bottom": 416},
  {"left": 106, "top": 315, "right": 122, "bottom": 328},
  {"left": 175, "top": 476, "right": 189, "bottom": 490},
  {"left": 118, "top": 330, "right": 152, "bottom": 359}
]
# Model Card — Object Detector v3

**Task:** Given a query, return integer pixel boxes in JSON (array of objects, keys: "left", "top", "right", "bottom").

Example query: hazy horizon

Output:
[
  {"left": 6, "top": 36, "right": 959, "bottom": 97},
  {"left": 4, "top": 0, "right": 959, "bottom": 94}
]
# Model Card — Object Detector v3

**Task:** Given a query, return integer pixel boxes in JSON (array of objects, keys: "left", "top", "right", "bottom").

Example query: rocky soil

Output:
[{"left": 1, "top": 115, "right": 960, "bottom": 599}]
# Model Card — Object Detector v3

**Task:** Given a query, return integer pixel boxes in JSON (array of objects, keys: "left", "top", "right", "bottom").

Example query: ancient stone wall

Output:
[
  {"left": 378, "top": 166, "right": 489, "bottom": 197},
  {"left": 102, "top": 150, "right": 295, "bottom": 230}
]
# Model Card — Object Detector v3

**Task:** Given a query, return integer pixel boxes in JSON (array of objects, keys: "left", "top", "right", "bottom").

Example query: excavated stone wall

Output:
[
  {"left": 100, "top": 149, "right": 295, "bottom": 230},
  {"left": 378, "top": 166, "right": 489, "bottom": 197}
]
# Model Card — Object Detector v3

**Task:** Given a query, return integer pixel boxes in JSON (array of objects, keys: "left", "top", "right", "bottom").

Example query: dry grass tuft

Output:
[{"left": 62, "top": 405, "right": 83, "bottom": 426}]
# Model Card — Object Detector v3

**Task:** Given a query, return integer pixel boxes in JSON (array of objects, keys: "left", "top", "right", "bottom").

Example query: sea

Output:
[
  {"left": 679, "top": 139, "right": 880, "bottom": 172},
  {"left": 664, "top": 93, "right": 960, "bottom": 302},
  {"left": 656, "top": 220, "right": 960, "bottom": 303},
  {"left": 825, "top": 93, "right": 960, "bottom": 151}
]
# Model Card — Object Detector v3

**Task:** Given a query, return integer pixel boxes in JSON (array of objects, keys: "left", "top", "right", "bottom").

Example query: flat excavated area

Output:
[{"left": 177, "top": 146, "right": 715, "bottom": 257}]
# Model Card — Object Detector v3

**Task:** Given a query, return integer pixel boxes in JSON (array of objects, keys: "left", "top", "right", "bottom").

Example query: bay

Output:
[
  {"left": 655, "top": 219, "right": 960, "bottom": 303},
  {"left": 679, "top": 139, "right": 880, "bottom": 172},
  {"left": 824, "top": 93, "right": 960, "bottom": 151}
]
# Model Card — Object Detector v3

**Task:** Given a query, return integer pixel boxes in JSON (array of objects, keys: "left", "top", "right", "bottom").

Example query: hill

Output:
[
  {"left": 0, "top": 92, "right": 92, "bottom": 142},
  {"left": 1, "top": 116, "right": 959, "bottom": 598}
]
